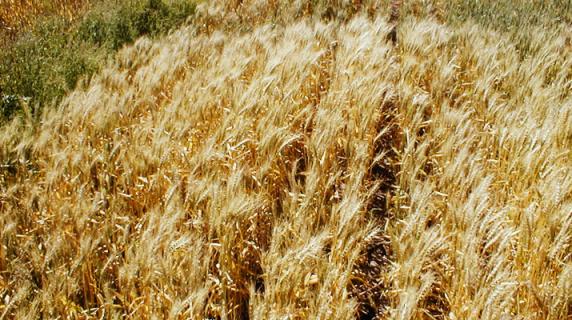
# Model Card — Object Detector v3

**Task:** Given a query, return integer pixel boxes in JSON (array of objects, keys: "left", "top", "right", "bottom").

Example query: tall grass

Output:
[{"left": 1, "top": 0, "right": 571, "bottom": 319}]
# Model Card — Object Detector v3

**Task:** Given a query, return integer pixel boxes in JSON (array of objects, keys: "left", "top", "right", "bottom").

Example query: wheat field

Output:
[
  {"left": 0, "top": 0, "right": 89, "bottom": 34},
  {"left": 1, "top": 1, "right": 571, "bottom": 319}
]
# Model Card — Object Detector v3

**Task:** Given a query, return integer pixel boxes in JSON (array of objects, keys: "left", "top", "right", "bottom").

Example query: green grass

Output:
[
  {"left": 446, "top": 0, "right": 572, "bottom": 30},
  {"left": 0, "top": 0, "right": 196, "bottom": 123},
  {"left": 445, "top": 0, "right": 572, "bottom": 55}
]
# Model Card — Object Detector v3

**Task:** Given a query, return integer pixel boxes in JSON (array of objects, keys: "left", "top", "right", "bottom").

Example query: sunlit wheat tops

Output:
[
  {"left": 1, "top": 1, "right": 572, "bottom": 319},
  {"left": 0, "top": 0, "right": 88, "bottom": 33}
]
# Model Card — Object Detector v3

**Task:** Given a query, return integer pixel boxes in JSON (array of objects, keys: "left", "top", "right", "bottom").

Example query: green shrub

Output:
[
  {"left": 108, "top": 10, "right": 134, "bottom": 50},
  {"left": 447, "top": 0, "right": 572, "bottom": 31},
  {"left": 0, "top": 0, "right": 197, "bottom": 124},
  {"left": 0, "top": 95, "right": 21, "bottom": 120},
  {"left": 77, "top": 13, "right": 107, "bottom": 45},
  {"left": 444, "top": 0, "right": 572, "bottom": 56}
]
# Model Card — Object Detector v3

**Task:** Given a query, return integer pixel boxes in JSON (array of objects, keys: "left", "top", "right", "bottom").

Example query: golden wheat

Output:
[
  {"left": 0, "top": 0, "right": 89, "bottom": 35},
  {"left": 1, "top": 1, "right": 571, "bottom": 319}
]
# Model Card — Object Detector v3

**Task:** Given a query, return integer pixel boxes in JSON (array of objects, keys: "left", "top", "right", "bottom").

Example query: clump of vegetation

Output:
[
  {"left": 447, "top": 0, "right": 572, "bottom": 30},
  {"left": 77, "top": 0, "right": 196, "bottom": 49},
  {"left": 0, "top": 0, "right": 196, "bottom": 123},
  {"left": 445, "top": 0, "right": 572, "bottom": 55}
]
